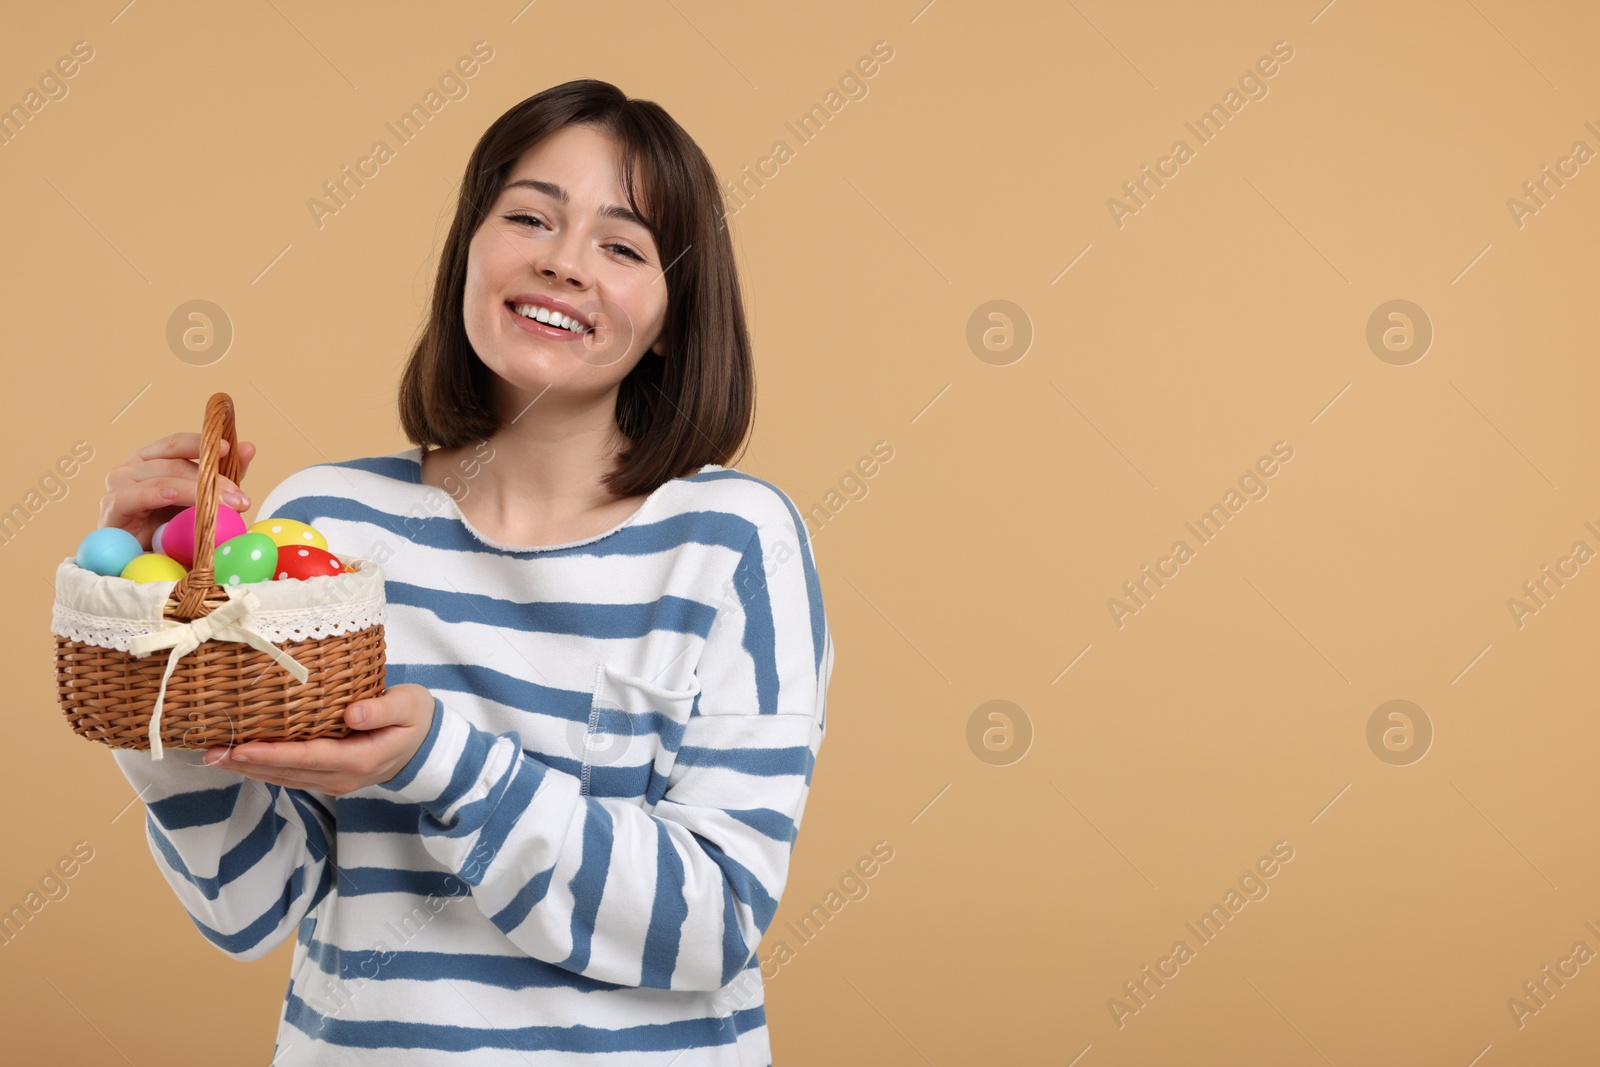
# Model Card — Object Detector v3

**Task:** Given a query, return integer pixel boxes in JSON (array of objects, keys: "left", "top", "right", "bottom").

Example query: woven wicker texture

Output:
[{"left": 52, "top": 392, "right": 387, "bottom": 751}]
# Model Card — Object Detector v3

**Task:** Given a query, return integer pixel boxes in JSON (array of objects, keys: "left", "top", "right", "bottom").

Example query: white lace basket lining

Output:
[{"left": 50, "top": 556, "right": 387, "bottom": 651}]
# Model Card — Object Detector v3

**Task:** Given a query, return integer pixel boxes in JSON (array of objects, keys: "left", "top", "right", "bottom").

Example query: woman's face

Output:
[{"left": 462, "top": 123, "right": 667, "bottom": 417}]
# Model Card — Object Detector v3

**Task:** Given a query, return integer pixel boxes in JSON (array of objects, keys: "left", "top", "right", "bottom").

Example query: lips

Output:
[
  {"left": 505, "top": 293, "right": 592, "bottom": 330},
  {"left": 506, "top": 301, "right": 588, "bottom": 342}
]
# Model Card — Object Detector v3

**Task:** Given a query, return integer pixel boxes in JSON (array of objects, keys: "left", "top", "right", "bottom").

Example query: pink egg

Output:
[{"left": 160, "top": 504, "right": 247, "bottom": 567}]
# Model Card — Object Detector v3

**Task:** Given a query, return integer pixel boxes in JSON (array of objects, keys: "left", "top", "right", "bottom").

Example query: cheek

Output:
[
  {"left": 460, "top": 255, "right": 500, "bottom": 348},
  {"left": 459, "top": 298, "right": 490, "bottom": 361},
  {"left": 618, "top": 280, "right": 668, "bottom": 337},
  {"left": 463, "top": 243, "right": 496, "bottom": 301},
  {"left": 608, "top": 281, "right": 665, "bottom": 361},
  {"left": 463, "top": 229, "right": 513, "bottom": 295}
]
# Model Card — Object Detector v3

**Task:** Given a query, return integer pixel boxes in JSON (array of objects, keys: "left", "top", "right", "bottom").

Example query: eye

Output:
[{"left": 505, "top": 212, "right": 647, "bottom": 263}]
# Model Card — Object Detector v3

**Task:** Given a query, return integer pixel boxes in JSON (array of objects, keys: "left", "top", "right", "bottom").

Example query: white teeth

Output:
[{"left": 512, "top": 303, "right": 589, "bottom": 334}]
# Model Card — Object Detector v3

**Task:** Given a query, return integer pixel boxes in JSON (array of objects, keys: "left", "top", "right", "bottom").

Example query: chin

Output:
[{"left": 488, "top": 358, "right": 617, "bottom": 398}]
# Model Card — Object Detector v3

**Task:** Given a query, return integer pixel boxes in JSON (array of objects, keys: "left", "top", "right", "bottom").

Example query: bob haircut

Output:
[{"left": 398, "top": 78, "right": 754, "bottom": 498}]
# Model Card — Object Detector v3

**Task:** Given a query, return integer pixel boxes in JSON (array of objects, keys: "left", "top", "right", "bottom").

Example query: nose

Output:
[{"left": 531, "top": 226, "right": 592, "bottom": 289}]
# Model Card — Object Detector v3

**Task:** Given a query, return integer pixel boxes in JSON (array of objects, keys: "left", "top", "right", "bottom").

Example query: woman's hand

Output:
[
  {"left": 201, "top": 684, "right": 437, "bottom": 796},
  {"left": 100, "top": 432, "right": 257, "bottom": 549}
]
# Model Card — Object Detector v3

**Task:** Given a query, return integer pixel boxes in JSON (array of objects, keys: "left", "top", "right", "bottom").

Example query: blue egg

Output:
[{"left": 76, "top": 528, "right": 145, "bottom": 577}]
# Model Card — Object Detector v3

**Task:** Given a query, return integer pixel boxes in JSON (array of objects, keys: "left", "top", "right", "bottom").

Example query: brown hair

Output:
[{"left": 398, "top": 79, "right": 753, "bottom": 498}]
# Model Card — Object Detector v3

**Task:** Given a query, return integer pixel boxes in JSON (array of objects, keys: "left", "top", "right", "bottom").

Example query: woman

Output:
[{"left": 100, "top": 79, "right": 834, "bottom": 1066}]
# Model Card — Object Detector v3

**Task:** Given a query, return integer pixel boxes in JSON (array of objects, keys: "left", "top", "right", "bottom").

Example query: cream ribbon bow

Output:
[{"left": 127, "top": 588, "right": 310, "bottom": 761}]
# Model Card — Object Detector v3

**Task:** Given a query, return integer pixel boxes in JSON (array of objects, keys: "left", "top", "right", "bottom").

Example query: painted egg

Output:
[
  {"left": 76, "top": 527, "right": 144, "bottom": 577},
  {"left": 274, "top": 545, "right": 349, "bottom": 580},
  {"left": 150, "top": 520, "right": 170, "bottom": 556},
  {"left": 161, "top": 504, "right": 247, "bottom": 567},
  {"left": 120, "top": 552, "right": 187, "bottom": 583},
  {"left": 214, "top": 532, "right": 278, "bottom": 586},
  {"left": 248, "top": 517, "right": 328, "bottom": 552}
]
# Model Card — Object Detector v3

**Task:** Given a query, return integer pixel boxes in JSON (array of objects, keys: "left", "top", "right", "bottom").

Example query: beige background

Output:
[{"left": 4, "top": 0, "right": 1599, "bottom": 1063}]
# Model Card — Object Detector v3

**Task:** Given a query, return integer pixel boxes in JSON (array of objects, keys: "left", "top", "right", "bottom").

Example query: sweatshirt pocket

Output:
[{"left": 577, "top": 663, "right": 701, "bottom": 806}]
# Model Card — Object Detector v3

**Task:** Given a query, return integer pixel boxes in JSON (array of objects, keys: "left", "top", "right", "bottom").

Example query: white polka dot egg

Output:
[
  {"left": 273, "top": 543, "right": 350, "bottom": 581},
  {"left": 247, "top": 517, "right": 329, "bottom": 552},
  {"left": 213, "top": 532, "right": 278, "bottom": 586}
]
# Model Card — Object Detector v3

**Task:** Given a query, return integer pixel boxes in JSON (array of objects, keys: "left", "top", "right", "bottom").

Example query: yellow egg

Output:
[
  {"left": 120, "top": 553, "right": 187, "bottom": 583},
  {"left": 248, "top": 517, "right": 329, "bottom": 552}
]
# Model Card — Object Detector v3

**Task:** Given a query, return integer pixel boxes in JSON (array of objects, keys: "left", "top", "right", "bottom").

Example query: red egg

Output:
[{"left": 273, "top": 545, "right": 349, "bottom": 580}]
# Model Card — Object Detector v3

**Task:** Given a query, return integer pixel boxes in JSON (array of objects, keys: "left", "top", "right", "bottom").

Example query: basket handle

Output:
[{"left": 170, "top": 392, "right": 241, "bottom": 620}]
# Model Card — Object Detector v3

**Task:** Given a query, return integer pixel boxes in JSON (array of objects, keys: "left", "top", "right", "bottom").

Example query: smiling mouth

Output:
[{"left": 507, "top": 301, "right": 592, "bottom": 335}]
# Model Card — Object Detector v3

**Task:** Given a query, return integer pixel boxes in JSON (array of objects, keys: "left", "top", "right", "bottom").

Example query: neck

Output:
[{"left": 430, "top": 381, "right": 632, "bottom": 525}]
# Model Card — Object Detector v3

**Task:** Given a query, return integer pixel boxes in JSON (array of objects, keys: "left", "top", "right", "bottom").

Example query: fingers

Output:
[
  {"left": 99, "top": 479, "right": 243, "bottom": 536},
  {"left": 105, "top": 456, "right": 195, "bottom": 491},
  {"left": 234, "top": 439, "right": 257, "bottom": 482},
  {"left": 121, "top": 435, "right": 254, "bottom": 491},
  {"left": 98, "top": 483, "right": 180, "bottom": 539},
  {"left": 210, "top": 737, "right": 371, "bottom": 774},
  {"left": 200, "top": 746, "right": 312, "bottom": 780},
  {"left": 126, "top": 432, "right": 248, "bottom": 463},
  {"left": 99, "top": 435, "right": 260, "bottom": 542},
  {"left": 105, "top": 459, "right": 251, "bottom": 507},
  {"left": 126, "top": 431, "right": 205, "bottom": 465},
  {"left": 243, "top": 769, "right": 325, "bottom": 791}
]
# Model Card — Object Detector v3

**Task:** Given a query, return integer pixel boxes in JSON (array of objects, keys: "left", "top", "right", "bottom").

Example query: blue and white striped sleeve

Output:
[
  {"left": 378, "top": 505, "right": 835, "bottom": 990},
  {"left": 111, "top": 748, "right": 337, "bottom": 961}
]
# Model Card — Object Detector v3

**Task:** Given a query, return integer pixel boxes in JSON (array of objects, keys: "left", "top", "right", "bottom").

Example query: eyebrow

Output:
[{"left": 502, "top": 178, "right": 650, "bottom": 230}]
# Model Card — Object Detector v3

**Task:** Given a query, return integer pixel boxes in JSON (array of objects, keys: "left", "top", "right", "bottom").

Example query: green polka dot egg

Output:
[{"left": 214, "top": 532, "right": 278, "bottom": 586}]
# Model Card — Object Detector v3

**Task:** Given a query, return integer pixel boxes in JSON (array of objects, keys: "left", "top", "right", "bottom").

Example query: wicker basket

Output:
[{"left": 51, "top": 391, "right": 388, "bottom": 759}]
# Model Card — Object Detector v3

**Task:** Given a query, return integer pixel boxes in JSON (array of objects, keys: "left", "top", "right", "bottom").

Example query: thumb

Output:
[{"left": 344, "top": 695, "right": 387, "bottom": 730}]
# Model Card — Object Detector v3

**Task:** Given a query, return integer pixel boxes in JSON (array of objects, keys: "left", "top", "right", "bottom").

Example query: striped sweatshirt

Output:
[{"left": 110, "top": 448, "right": 834, "bottom": 1066}]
